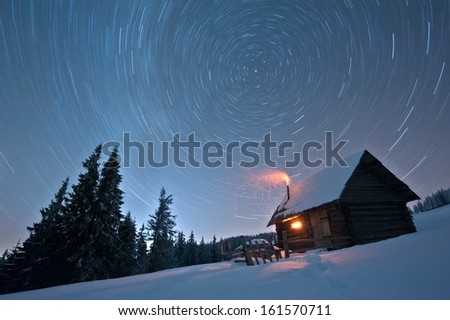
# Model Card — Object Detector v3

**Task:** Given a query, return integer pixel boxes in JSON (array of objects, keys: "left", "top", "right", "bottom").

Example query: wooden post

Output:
[
  {"left": 282, "top": 231, "right": 290, "bottom": 258},
  {"left": 220, "top": 241, "right": 225, "bottom": 259},
  {"left": 250, "top": 240, "right": 265, "bottom": 264},
  {"left": 240, "top": 236, "right": 254, "bottom": 266},
  {"left": 263, "top": 242, "right": 273, "bottom": 262},
  {"left": 269, "top": 240, "right": 279, "bottom": 261},
  {"left": 247, "top": 240, "right": 260, "bottom": 265},
  {"left": 226, "top": 240, "right": 232, "bottom": 252}
]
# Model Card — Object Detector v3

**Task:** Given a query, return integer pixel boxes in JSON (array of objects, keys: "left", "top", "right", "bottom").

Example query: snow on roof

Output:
[{"left": 268, "top": 150, "right": 366, "bottom": 225}]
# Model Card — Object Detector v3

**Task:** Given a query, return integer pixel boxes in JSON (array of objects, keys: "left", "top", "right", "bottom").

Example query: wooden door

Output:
[{"left": 310, "top": 210, "right": 331, "bottom": 248}]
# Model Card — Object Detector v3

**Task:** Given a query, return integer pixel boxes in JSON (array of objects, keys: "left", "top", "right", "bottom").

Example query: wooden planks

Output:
[{"left": 238, "top": 236, "right": 283, "bottom": 266}]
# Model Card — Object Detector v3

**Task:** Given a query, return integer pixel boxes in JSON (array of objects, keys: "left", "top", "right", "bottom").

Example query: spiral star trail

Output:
[{"left": 1, "top": 0, "right": 450, "bottom": 252}]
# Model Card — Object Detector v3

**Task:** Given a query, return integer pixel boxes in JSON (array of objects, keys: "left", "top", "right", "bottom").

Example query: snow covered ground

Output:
[{"left": 2, "top": 205, "right": 450, "bottom": 300}]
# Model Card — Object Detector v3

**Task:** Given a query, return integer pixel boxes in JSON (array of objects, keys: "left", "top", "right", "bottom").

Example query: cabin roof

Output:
[{"left": 267, "top": 150, "right": 420, "bottom": 226}]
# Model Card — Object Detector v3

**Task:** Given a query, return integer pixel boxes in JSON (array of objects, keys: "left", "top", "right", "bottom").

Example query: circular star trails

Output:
[{"left": 0, "top": 0, "right": 449, "bottom": 251}]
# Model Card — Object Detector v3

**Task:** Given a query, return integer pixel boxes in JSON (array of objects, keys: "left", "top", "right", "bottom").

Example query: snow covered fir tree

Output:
[{"left": 147, "top": 187, "right": 176, "bottom": 272}]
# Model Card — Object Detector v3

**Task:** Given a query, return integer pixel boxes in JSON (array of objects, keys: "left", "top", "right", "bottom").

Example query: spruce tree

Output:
[
  {"left": 0, "top": 250, "right": 6, "bottom": 292},
  {"left": 0, "top": 178, "right": 70, "bottom": 293},
  {"left": 211, "top": 235, "right": 220, "bottom": 262},
  {"left": 135, "top": 224, "right": 149, "bottom": 274},
  {"left": 96, "top": 145, "right": 124, "bottom": 278},
  {"left": 197, "top": 237, "right": 207, "bottom": 264},
  {"left": 118, "top": 212, "right": 137, "bottom": 277},
  {"left": 174, "top": 231, "right": 186, "bottom": 267},
  {"left": 22, "top": 178, "right": 70, "bottom": 288},
  {"left": 0, "top": 241, "right": 28, "bottom": 293},
  {"left": 185, "top": 231, "right": 197, "bottom": 266},
  {"left": 65, "top": 145, "right": 103, "bottom": 282},
  {"left": 147, "top": 187, "right": 176, "bottom": 272},
  {"left": 0, "top": 250, "right": 5, "bottom": 270},
  {"left": 64, "top": 145, "right": 125, "bottom": 281}
]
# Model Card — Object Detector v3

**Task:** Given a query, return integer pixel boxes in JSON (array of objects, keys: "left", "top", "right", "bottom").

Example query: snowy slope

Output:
[{"left": 2, "top": 205, "right": 450, "bottom": 300}]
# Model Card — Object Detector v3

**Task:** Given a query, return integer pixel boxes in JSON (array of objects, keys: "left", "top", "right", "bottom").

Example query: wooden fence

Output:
[{"left": 235, "top": 236, "right": 283, "bottom": 266}]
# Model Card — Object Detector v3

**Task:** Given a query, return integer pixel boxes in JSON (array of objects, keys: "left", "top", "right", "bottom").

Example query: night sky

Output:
[{"left": 1, "top": 0, "right": 450, "bottom": 253}]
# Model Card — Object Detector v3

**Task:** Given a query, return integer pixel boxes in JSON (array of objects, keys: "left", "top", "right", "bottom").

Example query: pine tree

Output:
[
  {"left": 0, "top": 250, "right": 6, "bottom": 292},
  {"left": 65, "top": 145, "right": 103, "bottom": 282},
  {"left": 0, "top": 250, "right": 5, "bottom": 269},
  {"left": 96, "top": 145, "right": 124, "bottom": 278},
  {"left": 446, "top": 188, "right": 450, "bottom": 203},
  {"left": 147, "top": 187, "right": 176, "bottom": 272},
  {"left": 174, "top": 231, "right": 186, "bottom": 267},
  {"left": 0, "top": 178, "right": 70, "bottom": 293},
  {"left": 0, "top": 241, "right": 27, "bottom": 294},
  {"left": 211, "top": 235, "right": 220, "bottom": 262},
  {"left": 63, "top": 145, "right": 125, "bottom": 281},
  {"left": 417, "top": 201, "right": 425, "bottom": 212},
  {"left": 197, "top": 237, "right": 207, "bottom": 264},
  {"left": 185, "top": 231, "right": 197, "bottom": 266},
  {"left": 118, "top": 212, "right": 137, "bottom": 277},
  {"left": 135, "top": 224, "right": 148, "bottom": 274},
  {"left": 22, "top": 178, "right": 70, "bottom": 288}
]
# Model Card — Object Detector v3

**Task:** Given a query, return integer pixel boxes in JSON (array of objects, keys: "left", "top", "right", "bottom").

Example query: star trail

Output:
[{"left": 1, "top": 0, "right": 450, "bottom": 252}]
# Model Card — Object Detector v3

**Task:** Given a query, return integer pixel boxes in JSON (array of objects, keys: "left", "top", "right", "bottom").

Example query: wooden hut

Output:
[{"left": 267, "top": 150, "right": 419, "bottom": 252}]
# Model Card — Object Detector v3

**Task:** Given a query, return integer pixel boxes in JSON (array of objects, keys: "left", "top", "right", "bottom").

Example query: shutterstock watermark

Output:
[{"left": 102, "top": 131, "right": 348, "bottom": 169}]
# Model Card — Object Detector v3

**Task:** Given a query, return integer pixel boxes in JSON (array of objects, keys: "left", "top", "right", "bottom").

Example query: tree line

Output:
[
  {"left": 0, "top": 145, "right": 225, "bottom": 294},
  {"left": 412, "top": 187, "right": 450, "bottom": 213}
]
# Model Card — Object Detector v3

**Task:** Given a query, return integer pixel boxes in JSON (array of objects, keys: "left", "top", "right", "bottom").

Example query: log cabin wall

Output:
[
  {"left": 275, "top": 201, "right": 353, "bottom": 251},
  {"left": 340, "top": 164, "right": 416, "bottom": 244},
  {"left": 323, "top": 201, "right": 353, "bottom": 249},
  {"left": 275, "top": 215, "right": 315, "bottom": 251}
]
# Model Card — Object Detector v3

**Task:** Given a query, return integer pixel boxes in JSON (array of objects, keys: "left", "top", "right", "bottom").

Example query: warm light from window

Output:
[{"left": 291, "top": 221, "right": 302, "bottom": 229}]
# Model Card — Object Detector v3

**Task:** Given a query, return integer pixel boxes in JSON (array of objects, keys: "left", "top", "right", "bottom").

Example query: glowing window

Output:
[{"left": 291, "top": 221, "right": 302, "bottom": 229}]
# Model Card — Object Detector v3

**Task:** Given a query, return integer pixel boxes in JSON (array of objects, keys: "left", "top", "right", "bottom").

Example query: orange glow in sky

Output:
[{"left": 256, "top": 170, "right": 291, "bottom": 186}]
